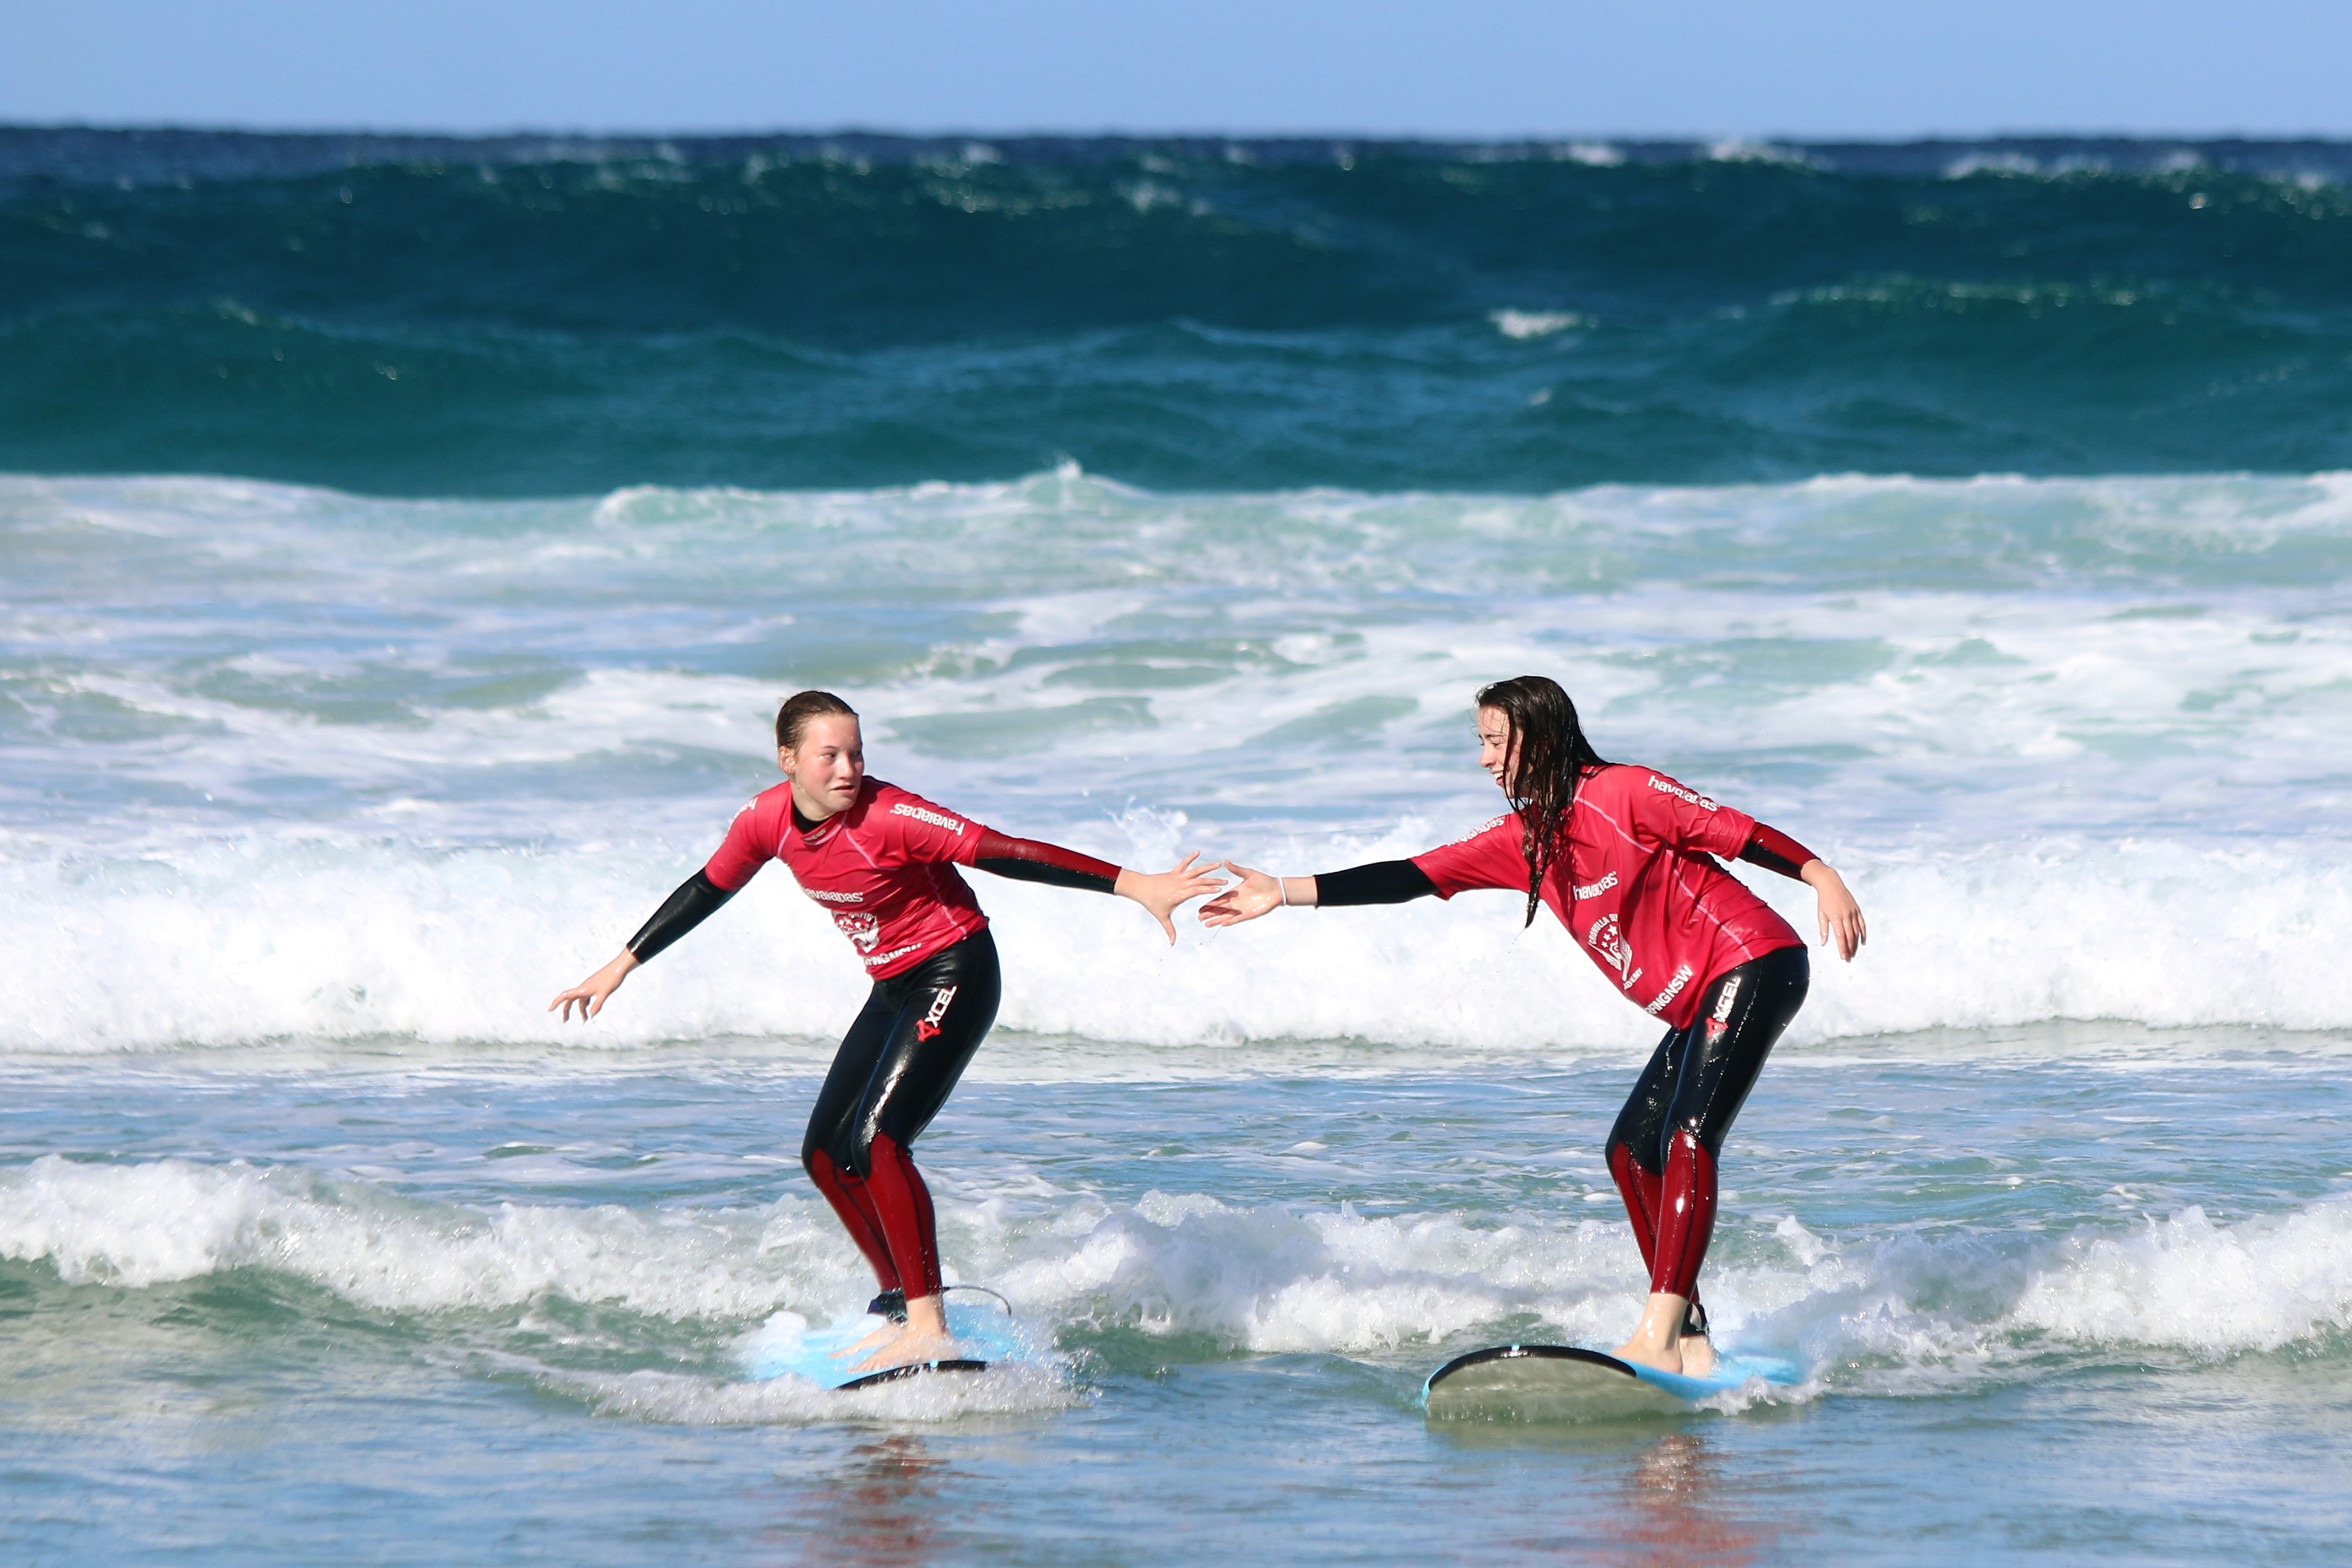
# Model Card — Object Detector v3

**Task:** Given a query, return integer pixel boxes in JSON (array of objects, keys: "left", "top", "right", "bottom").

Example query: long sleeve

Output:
[
  {"left": 971, "top": 828, "right": 1120, "bottom": 894},
  {"left": 1738, "top": 822, "right": 1820, "bottom": 879},
  {"left": 626, "top": 869, "right": 739, "bottom": 963},
  {"left": 1316, "top": 859, "right": 1440, "bottom": 906}
]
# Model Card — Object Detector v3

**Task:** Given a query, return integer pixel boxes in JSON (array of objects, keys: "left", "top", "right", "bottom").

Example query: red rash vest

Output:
[
  {"left": 1410, "top": 764, "right": 1804, "bottom": 1030},
  {"left": 702, "top": 778, "right": 991, "bottom": 979}
]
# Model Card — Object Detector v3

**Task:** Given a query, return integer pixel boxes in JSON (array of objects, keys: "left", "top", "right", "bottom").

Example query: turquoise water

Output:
[
  {"left": 7, "top": 130, "right": 2352, "bottom": 1564},
  {"left": 8, "top": 130, "right": 2352, "bottom": 492}
]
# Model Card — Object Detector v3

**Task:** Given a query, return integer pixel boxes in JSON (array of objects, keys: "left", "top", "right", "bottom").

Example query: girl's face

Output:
[
  {"left": 1477, "top": 706, "right": 1516, "bottom": 795},
  {"left": 779, "top": 714, "right": 865, "bottom": 819}
]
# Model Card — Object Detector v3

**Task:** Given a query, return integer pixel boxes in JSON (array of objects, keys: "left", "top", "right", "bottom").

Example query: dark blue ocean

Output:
[
  {"left": 9, "top": 128, "right": 2352, "bottom": 493},
  {"left": 5, "top": 130, "right": 2352, "bottom": 1565}
]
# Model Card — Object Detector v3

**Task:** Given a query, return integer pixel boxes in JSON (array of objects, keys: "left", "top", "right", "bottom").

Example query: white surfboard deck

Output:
[
  {"left": 1422, "top": 1344, "right": 1799, "bottom": 1423},
  {"left": 741, "top": 1291, "right": 1032, "bottom": 1391}
]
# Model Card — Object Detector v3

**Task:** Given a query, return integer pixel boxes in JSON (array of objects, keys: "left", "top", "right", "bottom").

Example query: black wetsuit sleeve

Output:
[
  {"left": 626, "top": 869, "right": 738, "bottom": 963},
  {"left": 1738, "top": 823, "right": 1820, "bottom": 880},
  {"left": 1314, "top": 859, "right": 1440, "bottom": 906},
  {"left": 972, "top": 828, "right": 1122, "bottom": 895}
]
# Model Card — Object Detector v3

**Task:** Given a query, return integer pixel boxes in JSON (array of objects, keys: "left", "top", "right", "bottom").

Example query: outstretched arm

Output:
[
  {"left": 549, "top": 869, "right": 741, "bottom": 1022},
  {"left": 971, "top": 828, "right": 1226, "bottom": 944},
  {"left": 1198, "top": 859, "right": 1438, "bottom": 926},
  {"left": 1738, "top": 823, "right": 1867, "bottom": 962}
]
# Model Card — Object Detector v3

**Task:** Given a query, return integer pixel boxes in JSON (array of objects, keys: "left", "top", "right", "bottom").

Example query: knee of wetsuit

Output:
[
  {"left": 803, "top": 1114, "right": 877, "bottom": 1181},
  {"left": 1670, "top": 1121, "right": 1720, "bottom": 1161},
  {"left": 833, "top": 1123, "right": 878, "bottom": 1183},
  {"left": 801, "top": 1142, "right": 836, "bottom": 1189},
  {"left": 1608, "top": 1137, "right": 1665, "bottom": 1179},
  {"left": 807, "top": 1135, "right": 875, "bottom": 1185}
]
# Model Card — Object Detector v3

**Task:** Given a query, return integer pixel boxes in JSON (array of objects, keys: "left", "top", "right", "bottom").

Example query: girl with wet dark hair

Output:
[{"left": 1201, "top": 675, "right": 1866, "bottom": 1375}]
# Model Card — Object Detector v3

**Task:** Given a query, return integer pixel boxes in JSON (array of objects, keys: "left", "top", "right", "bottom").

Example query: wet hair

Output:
[
  {"left": 1474, "top": 675, "right": 1610, "bottom": 928},
  {"left": 775, "top": 690, "right": 858, "bottom": 750}
]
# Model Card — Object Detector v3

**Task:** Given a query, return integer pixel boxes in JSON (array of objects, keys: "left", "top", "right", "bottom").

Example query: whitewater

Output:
[
  {"left": 7, "top": 460, "right": 2352, "bottom": 1564},
  {"left": 7, "top": 466, "right": 2352, "bottom": 1055}
]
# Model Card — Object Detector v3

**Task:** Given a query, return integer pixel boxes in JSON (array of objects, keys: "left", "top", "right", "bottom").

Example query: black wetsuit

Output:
[
  {"left": 1604, "top": 945, "right": 1808, "bottom": 1302},
  {"left": 623, "top": 798, "right": 1118, "bottom": 1308},
  {"left": 1316, "top": 818, "right": 1818, "bottom": 1315},
  {"left": 799, "top": 928, "right": 1002, "bottom": 1301}
]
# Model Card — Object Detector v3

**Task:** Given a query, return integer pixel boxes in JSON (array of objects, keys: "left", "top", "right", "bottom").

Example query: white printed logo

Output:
[
  {"left": 865, "top": 942, "right": 922, "bottom": 969},
  {"left": 889, "top": 803, "right": 965, "bottom": 834},
  {"left": 1711, "top": 975, "right": 1742, "bottom": 1022},
  {"left": 1647, "top": 775, "right": 1718, "bottom": 811},
  {"left": 1584, "top": 913, "right": 1642, "bottom": 992},
  {"left": 803, "top": 887, "right": 866, "bottom": 905},
  {"left": 915, "top": 985, "right": 959, "bottom": 1042},
  {"left": 834, "top": 912, "right": 881, "bottom": 953},
  {"left": 1704, "top": 973, "right": 1742, "bottom": 1040},
  {"left": 1645, "top": 963, "right": 1696, "bottom": 1016},
  {"left": 1572, "top": 871, "right": 1618, "bottom": 901}
]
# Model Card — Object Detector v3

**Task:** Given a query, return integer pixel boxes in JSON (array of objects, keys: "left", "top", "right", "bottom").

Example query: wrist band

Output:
[{"left": 1277, "top": 878, "right": 1289, "bottom": 908}]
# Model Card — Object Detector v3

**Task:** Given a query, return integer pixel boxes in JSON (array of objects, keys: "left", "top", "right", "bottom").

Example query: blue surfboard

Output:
[
  {"left": 741, "top": 1289, "right": 1035, "bottom": 1391},
  {"left": 1422, "top": 1344, "right": 1799, "bottom": 1422}
]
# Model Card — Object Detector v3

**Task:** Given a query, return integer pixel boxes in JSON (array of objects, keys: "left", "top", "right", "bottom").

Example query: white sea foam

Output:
[
  {"left": 8, "top": 469, "right": 2352, "bottom": 1052},
  {"left": 1556, "top": 142, "right": 1624, "bottom": 168},
  {"left": 3, "top": 829, "right": 2350, "bottom": 1053},
  {"left": 1489, "top": 308, "right": 1587, "bottom": 339},
  {"left": 0, "top": 1154, "right": 847, "bottom": 1318},
  {"left": 11, "top": 1157, "right": 2343, "bottom": 1386},
  {"left": 2004, "top": 1200, "right": 2352, "bottom": 1353}
]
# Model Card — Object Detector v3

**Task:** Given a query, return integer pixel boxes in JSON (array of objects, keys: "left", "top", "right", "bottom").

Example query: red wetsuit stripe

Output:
[
  {"left": 1740, "top": 822, "right": 1818, "bottom": 879},
  {"left": 805, "top": 1149, "right": 901, "bottom": 1293},
  {"left": 1608, "top": 1141, "right": 1664, "bottom": 1280},
  {"left": 1649, "top": 1131, "right": 1720, "bottom": 1299},
  {"left": 972, "top": 828, "right": 1120, "bottom": 893},
  {"left": 862, "top": 1132, "right": 943, "bottom": 1298}
]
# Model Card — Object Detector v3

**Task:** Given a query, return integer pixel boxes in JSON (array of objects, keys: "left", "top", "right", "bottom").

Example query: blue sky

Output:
[{"left": 6, "top": 0, "right": 2350, "bottom": 139}]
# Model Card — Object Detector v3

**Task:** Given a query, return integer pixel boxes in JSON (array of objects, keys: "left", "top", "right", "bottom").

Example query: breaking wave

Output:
[{"left": 7, "top": 1155, "right": 2346, "bottom": 1409}]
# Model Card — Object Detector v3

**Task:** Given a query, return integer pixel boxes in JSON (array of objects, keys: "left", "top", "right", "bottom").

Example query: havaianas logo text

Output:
[
  {"left": 1573, "top": 871, "right": 1618, "bottom": 900},
  {"left": 803, "top": 887, "right": 865, "bottom": 904},
  {"left": 1647, "top": 775, "right": 1718, "bottom": 811},
  {"left": 890, "top": 803, "right": 965, "bottom": 834}
]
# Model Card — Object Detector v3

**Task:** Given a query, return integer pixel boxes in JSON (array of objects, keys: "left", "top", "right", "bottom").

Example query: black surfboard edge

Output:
[
  {"left": 837, "top": 1357, "right": 991, "bottom": 1393},
  {"left": 1424, "top": 1344, "right": 1638, "bottom": 1396}
]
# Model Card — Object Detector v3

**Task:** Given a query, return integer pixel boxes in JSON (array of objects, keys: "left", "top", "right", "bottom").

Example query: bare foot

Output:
[
  {"left": 850, "top": 1324, "right": 955, "bottom": 1375},
  {"left": 1679, "top": 1335, "right": 1716, "bottom": 1377},
  {"left": 834, "top": 1319, "right": 900, "bottom": 1363},
  {"left": 1611, "top": 1336, "right": 1684, "bottom": 1375},
  {"left": 1614, "top": 1291, "right": 1700, "bottom": 1375}
]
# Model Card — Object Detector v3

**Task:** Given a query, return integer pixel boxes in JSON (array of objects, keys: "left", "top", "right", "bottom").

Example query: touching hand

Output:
[
  {"left": 1114, "top": 853, "right": 1228, "bottom": 944},
  {"left": 549, "top": 951, "right": 638, "bottom": 1021},
  {"left": 1802, "top": 862, "right": 1867, "bottom": 961},
  {"left": 1197, "top": 863, "right": 1291, "bottom": 928}
]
